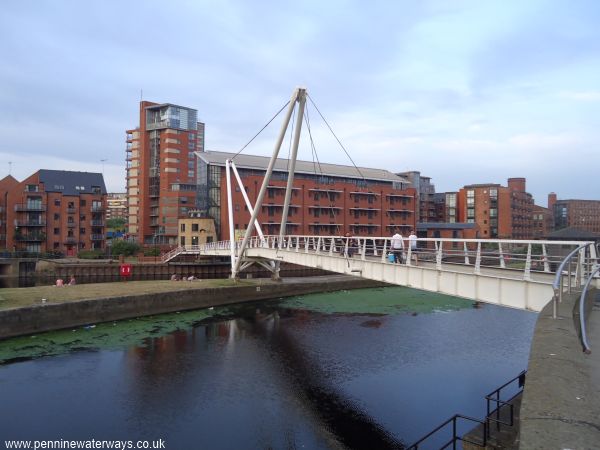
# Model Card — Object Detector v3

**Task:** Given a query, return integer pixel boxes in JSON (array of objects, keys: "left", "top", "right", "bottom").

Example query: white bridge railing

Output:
[{"left": 165, "top": 235, "right": 599, "bottom": 282}]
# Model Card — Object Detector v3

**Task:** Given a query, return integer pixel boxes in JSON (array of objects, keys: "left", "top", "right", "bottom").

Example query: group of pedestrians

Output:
[
  {"left": 391, "top": 229, "right": 418, "bottom": 265},
  {"left": 339, "top": 230, "right": 419, "bottom": 265}
]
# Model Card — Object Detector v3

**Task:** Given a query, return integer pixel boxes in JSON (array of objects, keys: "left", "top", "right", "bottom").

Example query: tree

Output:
[
  {"left": 110, "top": 240, "right": 141, "bottom": 256},
  {"left": 107, "top": 218, "right": 127, "bottom": 231}
]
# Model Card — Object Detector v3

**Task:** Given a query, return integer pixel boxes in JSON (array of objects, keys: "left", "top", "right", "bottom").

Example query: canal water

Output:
[{"left": 0, "top": 287, "right": 536, "bottom": 449}]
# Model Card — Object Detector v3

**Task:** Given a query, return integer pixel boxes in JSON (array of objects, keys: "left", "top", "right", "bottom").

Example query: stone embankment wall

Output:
[{"left": 0, "top": 276, "right": 384, "bottom": 340}]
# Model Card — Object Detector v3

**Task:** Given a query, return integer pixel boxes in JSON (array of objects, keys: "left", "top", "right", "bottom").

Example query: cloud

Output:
[{"left": 559, "top": 91, "right": 600, "bottom": 102}]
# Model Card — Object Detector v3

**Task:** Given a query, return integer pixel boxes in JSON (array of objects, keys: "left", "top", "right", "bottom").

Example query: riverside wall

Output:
[{"left": 0, "top": 276, "right": 384, "bottom": 340}]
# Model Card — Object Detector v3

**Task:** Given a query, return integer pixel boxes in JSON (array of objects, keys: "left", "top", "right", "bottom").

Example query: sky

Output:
[{"left": 1, "top": 0, "right": 599, "bottom": 205}]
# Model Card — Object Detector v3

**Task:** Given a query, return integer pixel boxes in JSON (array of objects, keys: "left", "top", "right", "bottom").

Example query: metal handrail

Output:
[
  {"left": 485, "top": 370, "right": 526, "bottom": 436},
  {"left": 579, "top": 265, "right": 600, "bottom": 354},
  {"left": 406, "top": 414, "right": 487, "bottom": 450},
  {"left": 408, "top": 370, "right": 525, "bottom": 449},
  {"left": 551, "top": 243, "right": 594, "bottom": 319}
]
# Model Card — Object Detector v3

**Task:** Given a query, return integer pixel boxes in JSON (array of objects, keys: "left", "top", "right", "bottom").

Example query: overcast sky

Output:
[{"left": 1, "top": 0, "right": 599, "bottom": 205}]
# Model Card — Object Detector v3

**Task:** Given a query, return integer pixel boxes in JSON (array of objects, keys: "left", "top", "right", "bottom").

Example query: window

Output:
[
  {"left": 54, "top": 228, "right": 59, "bottom": 235},
  {"left": 180, "top": 236, "right": 185, "bottom": 246},
  {"left": 192, "top": 223, "right": 199, "bottom": 232},
  {"left": 54, "top": 199, "right": 61, "bottom": 206},
  {"left": 180, "top": 223, "right": 186, "bottom": 232},
  {"left": 80, "top": 200, "right": 86, "bottom": 206},
  {"left": 80, "top": 228, "right": 86, "bottom": 234},
  {"left": 54, "top": 213, "right": 60, "bottom": 220}
]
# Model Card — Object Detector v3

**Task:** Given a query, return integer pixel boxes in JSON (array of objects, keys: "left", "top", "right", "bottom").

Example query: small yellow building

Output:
[{"left": 178, "top": 218, "right": 217, "bottom": 246}]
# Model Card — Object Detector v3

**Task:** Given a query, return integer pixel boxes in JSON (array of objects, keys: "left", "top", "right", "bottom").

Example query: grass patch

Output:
[{"left": 0, "top": 279, "right": 250, "bottom": 311}]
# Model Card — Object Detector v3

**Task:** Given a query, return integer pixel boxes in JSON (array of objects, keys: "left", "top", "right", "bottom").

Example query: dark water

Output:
[{"left": 0, "top": 287, "right": 536, "bottom": 449}]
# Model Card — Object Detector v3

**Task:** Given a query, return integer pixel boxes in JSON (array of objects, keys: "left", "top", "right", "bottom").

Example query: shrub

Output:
[
  {"left": 110, "top": 240, "right": 141, "bottom": 256},
  {"left": 144, "top": 247, "right": 161, "bottom": 257},
  {"left": 78, "top": 249, "right": 104, "bottom": 259}
]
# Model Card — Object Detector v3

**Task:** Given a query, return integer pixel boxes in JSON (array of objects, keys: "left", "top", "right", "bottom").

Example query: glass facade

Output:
[{"left": 146, "top": 105, "right": 198, "bottom": 131}]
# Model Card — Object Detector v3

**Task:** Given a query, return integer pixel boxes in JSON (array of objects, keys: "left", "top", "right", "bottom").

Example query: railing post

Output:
[
  {"left": 329, "top": 237, "right": 334, "bottom": 256},
  {"left": 381, "top": 240, "right": 388, "bottom": 262},
  {"left": 474, "top": 242, "right": 481, "bottom": 275},
  {"left": 542, "top": 244, "right": 550, "bottom": 272},
  {"left": 436, "top": 241, "right": 443, "bottom": 270},
  {"left": 524, "top": 244, "right": 532, "bottom": 281},
  {"left": 316, "top": 237, "right": 322, "bottom": 254},
  {"left": 498, "top": 243, "right": 505, "bottom": 269},
  {"left": 464, "top": 241, "right": 470, "bottom": 265},
  {"left": 372, "top": 239, "right": 378, "bottom": 257},
  {"left": 407, "top": 245, "right": 412, "bottom": 267},
  {"left": 452, "top": 417, "right": 457, "bottom": 450},
  {"left": 295, "top": 237, "right": 300, "bottom": 252},
  {"left": 568, "top": 259, "right": 572, "bottom": 293},
  {"left": 361, "top": 238, "right": 367, "bottom": 261}
]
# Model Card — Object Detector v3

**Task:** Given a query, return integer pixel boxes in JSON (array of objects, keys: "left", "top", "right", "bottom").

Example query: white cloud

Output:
[{"left": 559, "top": 90, "right": 600, "bottom": 101}]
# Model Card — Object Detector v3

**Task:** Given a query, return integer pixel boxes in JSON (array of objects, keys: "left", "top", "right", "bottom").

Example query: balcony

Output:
[
  {"left": 66, "top": 207, "right": 77, "bottom": 214},
  {"left": 91, "top": 234, "right": 104, "bottom": 241},
  {"left": 15, "top": 220, "right": 46, "bottom": 227},
  {"left": 66, "top": 222, "right": 76, "bottom": 228},
  {"left": 91, "top": 206, "right": 105, "bottom": 212},
  {"left": 16, "top": 233, "right": 46, "bottom": 242},
  {"left": 15, "top": 204, "right": 46, "bottom": 212},
  {"left": 64, "top": 237, "right": 77, "bottom": 244},
  {"left": 90, "top": 220, "right": 104, "bottom": 227}
]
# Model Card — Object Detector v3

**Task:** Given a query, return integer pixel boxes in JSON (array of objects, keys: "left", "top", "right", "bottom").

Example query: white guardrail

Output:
[{"left": 166, "top": 235, "right": 598, "bottom": 279}]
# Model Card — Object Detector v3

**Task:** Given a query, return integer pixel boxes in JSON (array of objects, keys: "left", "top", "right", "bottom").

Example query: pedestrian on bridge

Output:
[
  {"left": 409, "top": 230, "right": 418, "bottom": 266},
  {"left": 391, "top": 230, "right": 404, "bottom": 263}
]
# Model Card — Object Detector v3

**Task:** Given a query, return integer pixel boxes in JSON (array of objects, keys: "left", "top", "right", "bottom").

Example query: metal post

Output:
[
  {"left": 225, "top": 160, "right": 236, "bottom": 274},
  {"left": 475, "top": 242, "right": 481, "bottom": 274},
  {"left": 542, "top": 244, "right": 549, "bottom": 272},
  {"left": 499, "top": 242, "right": 505, "bottom": 269},
  {"left": 524, "top": 243, "right": 532, "bottom": 281},
  {"left": 230, "top": 161, "right": 265, "bottom": 240},
  {"left": 279, "top": 88, "right": 306, "bottom": 245},
  {"left": 231, "top": 88, "right": 299, "bottom": 279},
  {"left": 568, "top": 260, "right": 572, "bottom": 294}
]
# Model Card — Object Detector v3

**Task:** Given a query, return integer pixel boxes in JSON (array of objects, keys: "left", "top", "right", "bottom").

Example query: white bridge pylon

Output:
[{"left": 226, "top": 86, "right": 307, "bottom": 279}]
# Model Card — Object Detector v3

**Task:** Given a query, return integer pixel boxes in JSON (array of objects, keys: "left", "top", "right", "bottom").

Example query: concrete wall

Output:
[{"left": 0, "top": 277, "right": 384, "bottom": 340}]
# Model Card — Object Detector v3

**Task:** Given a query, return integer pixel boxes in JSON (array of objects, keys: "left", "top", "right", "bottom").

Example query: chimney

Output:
[
  {"left": 548, "top": 192, "right": 557, "bottom": 210},
  {"left": 507, "top": 177, "right": 526, "bottom": 192}
]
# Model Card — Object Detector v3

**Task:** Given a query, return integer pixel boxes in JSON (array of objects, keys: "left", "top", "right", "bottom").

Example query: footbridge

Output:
[{"left": 163, "top": 235, "right": 599, "bottom": 312}]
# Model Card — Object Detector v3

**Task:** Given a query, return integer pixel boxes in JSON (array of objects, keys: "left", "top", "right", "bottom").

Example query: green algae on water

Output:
[
  {"left": 0, "top": 307, "right": 228, "bottom": 364},
  {"left": 280, "top": 286, "right": 474, "bottom": 315}
]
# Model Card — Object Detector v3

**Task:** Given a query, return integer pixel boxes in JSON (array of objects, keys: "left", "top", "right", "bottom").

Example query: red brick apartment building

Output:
[
  {"left": 532, "top": 204, "right": 554, "bottom": 238},
  {"left": 550, "top": 192, "right": 600, "bottom": 233},
  {"left": 126, "top": 101, "right": 205, "bottom": 245},
  {"left": 458, "top": 178, "right": 534, "bottom": 239},
  {"left": 0, "top": 170, "right": 107, "bottom": 256},
  {"left": 196, "top": 151, "right": 416, "bottom": 240}
]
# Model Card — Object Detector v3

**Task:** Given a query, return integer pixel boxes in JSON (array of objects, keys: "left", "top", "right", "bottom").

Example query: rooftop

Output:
[
  {"left": 197, "top": 150, "right": 409, "bottom": 184},
  {"left": 38, "top": 170, "right": 106, "bottom": 195}
]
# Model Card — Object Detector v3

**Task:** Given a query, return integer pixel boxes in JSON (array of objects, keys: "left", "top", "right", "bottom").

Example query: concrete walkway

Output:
[{"left": 519, "top": 288, "right": 600, "bottom": 449}]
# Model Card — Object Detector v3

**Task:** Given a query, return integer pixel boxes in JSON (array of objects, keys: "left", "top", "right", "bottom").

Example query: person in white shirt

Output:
[
  {"left": 391, "top": 231, "right": 404, "bottom": 263},
  {"left": 408, "top": 230, "right": 418, "bottom": 265}
]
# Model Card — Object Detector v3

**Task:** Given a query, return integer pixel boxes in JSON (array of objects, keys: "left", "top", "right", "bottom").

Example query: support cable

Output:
[
  {"left": 307, "top": 93, "right": 368, "bottom": 184},
  {"left": 231, "top": 100, "right": 291, "bottom": 160},
  {"left": 304, "top": 104, "right": 343, "bottom": 237}
]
